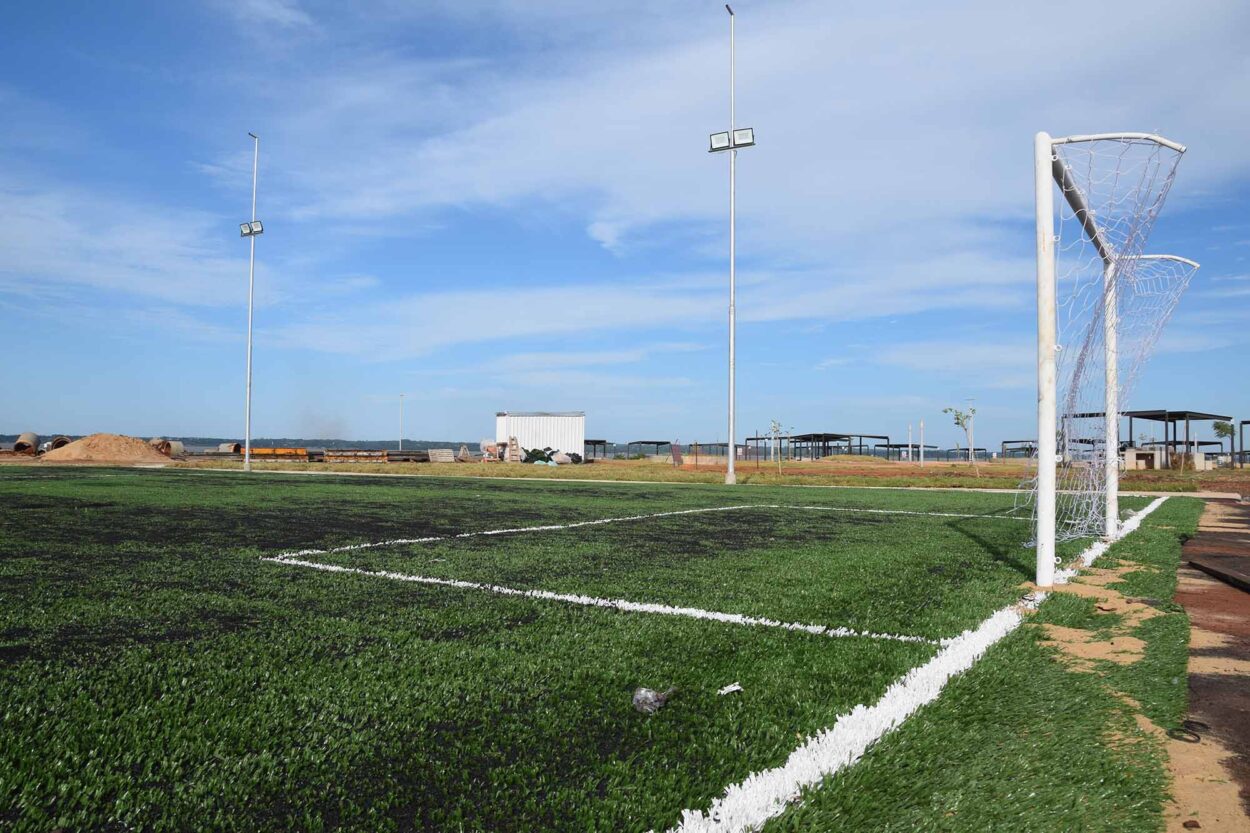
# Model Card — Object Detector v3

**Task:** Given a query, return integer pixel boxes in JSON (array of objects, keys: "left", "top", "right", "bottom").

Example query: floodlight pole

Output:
[
  {"left": 919, "top": 419, "right": 925, "bottom": 466},
  {"left": 907, "top": 423, "right": 912, "bottom": 461},
  {"left": 244, "top": 132, "right": 259, "bottom": 473},
  {"left": 725, "top": 3, "right": 738, "bottom": 486},
  {"left": 1034, "top": 132, "right": 1058, "bottom": 588}
]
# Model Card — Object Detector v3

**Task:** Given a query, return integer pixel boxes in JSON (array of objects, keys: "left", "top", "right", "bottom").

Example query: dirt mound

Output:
[{"left": 41, "top": 433, "right": 170, "bottom": 464}]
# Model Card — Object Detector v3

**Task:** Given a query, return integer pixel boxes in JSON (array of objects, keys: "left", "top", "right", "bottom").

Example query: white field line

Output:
[
  {"left": 1051, "top": 495, "right": 1169, "bottom": 584},
  {"left": 774, "top": 504, "right": 1027, "bottom": 521},
  {"left": 261, "top": 555, "right": 942, "bottom": 645},
  {"left": 275, "top": 502, "right": 1024, "bottom": 560},
  {"left": 656, "top": 496, "right": 1170, "bottom": 833},
  {"left": 275, "top": 505, "right": 770, "bottom": 559}
]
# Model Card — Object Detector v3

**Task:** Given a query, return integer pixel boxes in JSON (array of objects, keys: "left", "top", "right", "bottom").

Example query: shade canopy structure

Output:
[
  {"left": 583, "top": 439, "right": 610, "bottom": 459},
  {"left": 744, "top": 435, "right": 790, "bottom": 462},
  {"left": 943, "top": 448, "right": 989, "bottom": 461},
  {"left": 1001, "top": 440, "right": 1038, "bottom": 458},
  {"left": 1122, "top": 409, "right": 1231, "bottom": 467},
  {"left": 626, "top": 440, "right": 673, "bottom": 458},
  {"left": 1063, "top": 409, "right": 1232, "bottom": 467},
  {"left": 686, "top": 442, "right": 743, "bottom": 462},
  {"left": 1241, "top": 420, "right": 1249, "bottom": 469},
  {"left": 789, "top": 432, "right": 890, "bottom": 460},
  {"left": 877, "top": 442, "right": 937, "bottom": 462}
]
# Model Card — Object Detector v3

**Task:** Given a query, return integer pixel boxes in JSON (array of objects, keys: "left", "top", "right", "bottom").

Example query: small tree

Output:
[
  {"left": 943, "top": 406, "right": 979, "bottom": 476},
  {"left": 767, "top": 420, "right": 791, "bottom": 475},
  {"left": 1214, "top": 421, "right": 1235, "bottom": 464}
]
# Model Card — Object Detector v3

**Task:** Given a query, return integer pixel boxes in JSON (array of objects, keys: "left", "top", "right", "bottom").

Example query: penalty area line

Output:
[
  {"left": 276, "top": 502, "right": 1027, "bottom": 560},
  {"left": 654, "top": 496, "right": 1171, "bottom": 833},
  {"left": 274, "top": 504, "right": 771, "bottom": 559},
  {"left": 261, "top": 555, "right": 941, "bottom": 646}
]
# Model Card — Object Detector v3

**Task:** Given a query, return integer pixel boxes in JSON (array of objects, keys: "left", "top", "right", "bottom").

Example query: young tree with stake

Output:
[
  {"left": 943, "top": 406, "right": 979, "bottom": 476},
  {"left": 767, "top": 420, "right": 791, "bottom": 475}
]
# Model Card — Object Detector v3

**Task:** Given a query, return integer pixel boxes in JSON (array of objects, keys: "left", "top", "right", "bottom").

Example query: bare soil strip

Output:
[{"left": 1174, "top": 500, "right": 1250, "bottom": 830}]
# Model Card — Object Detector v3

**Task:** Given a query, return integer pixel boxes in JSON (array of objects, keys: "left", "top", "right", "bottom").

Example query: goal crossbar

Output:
[{"left": 1052, "top": 132, "right": 1187, "bottom": 153}]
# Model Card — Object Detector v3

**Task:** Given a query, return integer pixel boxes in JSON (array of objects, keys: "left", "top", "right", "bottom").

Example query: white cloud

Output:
[{"left": 214, "top": 0, "right": 314, "bottom": 29}]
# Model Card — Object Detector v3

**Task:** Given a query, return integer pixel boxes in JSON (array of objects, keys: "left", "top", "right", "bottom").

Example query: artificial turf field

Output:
[{"left": 0, "top": 467, "right": 1194, "bottom": 832}]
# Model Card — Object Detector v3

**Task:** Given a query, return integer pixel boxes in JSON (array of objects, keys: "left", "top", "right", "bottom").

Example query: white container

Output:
[{"left": 495, "top": 412, "right": 585, "bottom": 458}]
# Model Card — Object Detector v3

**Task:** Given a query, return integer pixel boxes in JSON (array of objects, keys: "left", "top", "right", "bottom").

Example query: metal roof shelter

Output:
[
  {"left": 1001, "top": 440, "right": 1038, "bottom": 458},
  {"left": 789, "top": 433, "right": 845, "bottom": 460},
  {"left": 789, "top": 432, "right": 890, "bottom": 460},
  {"left": 944, "top": 448, "right": 989, "bottom": 461},
  {"left": 1123, "top": 409, "right": 1231, "bottom": 467},
  {"left": 688, "top": 441, "right": 731, "bottom": 455},
  {"left": 1065, "top": 409, "right": 1232, "bottom": 467},
  {"left": 584, "top": 439, "right": 609, "bottom": 459},
  {"left": 626, "top": 440, "right": 672, "bottom": 457},
  {"left": 1240, "top": 420, "right": 1249, "bottom": 469},
  {"left": 877, "top": 442, "right": 936, "bottom": 462}
]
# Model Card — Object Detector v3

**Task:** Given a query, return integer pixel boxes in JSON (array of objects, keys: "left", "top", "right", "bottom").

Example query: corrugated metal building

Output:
[{"left": 495, "top": 411, "right": 585, "bottom": 457}]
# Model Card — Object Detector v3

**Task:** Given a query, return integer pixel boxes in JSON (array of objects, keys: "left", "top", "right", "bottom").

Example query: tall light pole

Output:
[
  {"left": 239, "top": 132, "right": 264, "bottom": 472},
  {"left": 708, "top": 4, "right": 754, "bottom": 485},
  {"left": 919, "top": 419, "right": 925, "bottom": 466},
  {"left": 399, "top": 394, "right": 405, "bottom": 451}
]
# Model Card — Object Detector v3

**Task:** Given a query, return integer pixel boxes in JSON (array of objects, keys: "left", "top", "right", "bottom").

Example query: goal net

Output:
[{"left": 1023, "top": 133, "right": 1198, "bottom": 585}]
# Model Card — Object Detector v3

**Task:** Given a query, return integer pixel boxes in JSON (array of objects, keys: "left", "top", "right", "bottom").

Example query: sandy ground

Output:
[
  {"left": 1036, "top": 546, "right": 1250, "bottom": 832},
  {"left": 1173, "top": 500, "right": 1250, "bottom": 831},
  {"left": 39, "top": 433, "right": 169, "bottom": 464}
]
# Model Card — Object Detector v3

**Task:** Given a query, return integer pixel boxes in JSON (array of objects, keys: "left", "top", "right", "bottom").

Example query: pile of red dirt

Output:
[{"left": 40, "top": 433, "right": 171, "bottom": 464}]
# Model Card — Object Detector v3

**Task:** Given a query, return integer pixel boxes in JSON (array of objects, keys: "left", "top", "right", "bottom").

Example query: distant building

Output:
[{"left": 495, "top": 411, "right": 585, "bottom": 458}]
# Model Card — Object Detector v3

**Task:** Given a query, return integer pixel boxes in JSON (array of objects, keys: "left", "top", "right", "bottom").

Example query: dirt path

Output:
[{"left": 1170, "top": 500, "right": 1250, "bottom": 831}]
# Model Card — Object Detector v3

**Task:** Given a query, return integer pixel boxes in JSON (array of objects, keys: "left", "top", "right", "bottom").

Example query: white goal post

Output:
[{"left": 1032, "top": 132, "right": 1198, "bottom": 588}]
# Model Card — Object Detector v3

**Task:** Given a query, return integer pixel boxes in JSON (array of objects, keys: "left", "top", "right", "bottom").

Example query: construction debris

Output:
[
  {"left": 632, "top": 686, "right": 676, "bottom": 715},
  {"left": 41, "top": 434, "right": 170, "bottom": 464}
]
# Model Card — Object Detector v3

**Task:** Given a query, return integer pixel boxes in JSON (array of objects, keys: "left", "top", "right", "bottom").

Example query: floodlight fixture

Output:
[
  {"left": 732, "top": 127, "right": 754, "bottom": 148},
  {"left": 239, "top": 220, "right": 265, "bottom": 237},
  {"left": 240, "top": 222, "right": 251, "bottom": 237},
  {"left": 709, "top": 131, "right": 731, "bottom": 152}
]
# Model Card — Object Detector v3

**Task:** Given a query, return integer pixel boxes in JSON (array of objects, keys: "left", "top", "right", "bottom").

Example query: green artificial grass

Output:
[
  {"left": 1097, "top": 498, "right": 1202, "bottom": 730},
  {"left": 0, "top": 467, "right": 1183, "bottom": 831},
  {"left": 761, "top": 633, "right": 1167, "bottom": 833},
  {"left": 757, "top": 496, "right": 1200, "bottom": 833}
]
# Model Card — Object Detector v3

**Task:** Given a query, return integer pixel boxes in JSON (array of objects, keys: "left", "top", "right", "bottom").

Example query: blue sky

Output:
[{"left": 2, "top": 0, "right": 1248, "bottom": 447}]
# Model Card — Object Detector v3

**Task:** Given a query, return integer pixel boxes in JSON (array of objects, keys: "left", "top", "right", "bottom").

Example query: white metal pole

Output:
[
  {"left": 907, "top": 423, "right": 912, "bottom": 462},
  {"left": 725, "top": 4, "right": 737, "bottom": 486},
  {"left": 1104, "top": 262, "right": 1118, "bottom": 539},
  {"left": 919, "top": 419, "right": 925, "bottom": 466},
  {"left": 969, "top": 409, "right": 975, "bottom": 464},
  {"left": 244, "top": 132, "right": 259, "bottom": 473},
  {"left": 1034, "top": 132, "right": 1058, "bottom": 588},
  {"left": 399, "top": 394, "right": 404, "bottom": 452}
]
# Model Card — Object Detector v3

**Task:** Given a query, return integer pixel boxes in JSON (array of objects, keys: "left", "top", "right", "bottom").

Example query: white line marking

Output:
[
  {"left": 275, "top": 505, "right": 771, "bottom": 559},
  {"left": 275, "top": 502, "right": 1025, "bottom": 559},
  {"left": 654, "top": 496, "right": 1170, "bottom": 833},
  {"left": 262, "top": 556, "right": 942, "bottom": 645},
  {"left": 774, "top": 504, "right": 1027, "bottom": 521},
  {"left": 1052, "top": 495, "right": 1169, "bottom": 584},
  {"left": 659, "top": 606, "right": 1024, "bottom": 833}
]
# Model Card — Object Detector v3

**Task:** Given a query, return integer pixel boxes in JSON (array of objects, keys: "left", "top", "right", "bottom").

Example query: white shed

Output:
[{"left": 496, "top": 411, "right": 585, "bottom": 457}]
